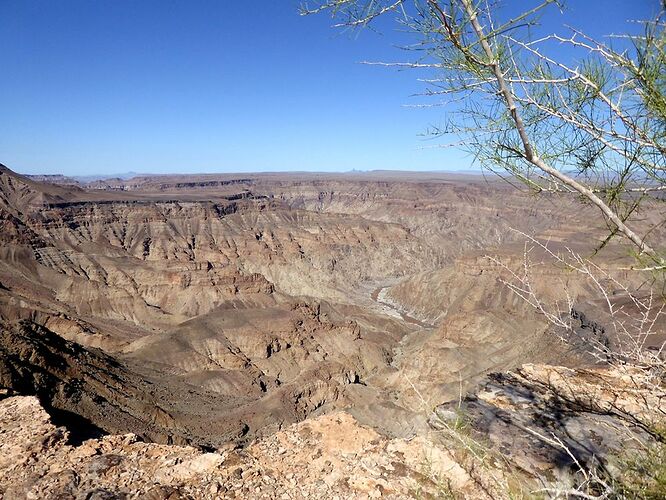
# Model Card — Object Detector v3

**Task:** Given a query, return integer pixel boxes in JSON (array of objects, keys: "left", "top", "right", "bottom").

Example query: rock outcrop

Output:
[
  {"left": 3, "top": 362, "right": 663, "bottom": 498},
  {"left": 0, "top": 395, "right": 486, "bottom": 499},
  {"left": 430, "top": 363, "right": 666, "bottom": 492}
]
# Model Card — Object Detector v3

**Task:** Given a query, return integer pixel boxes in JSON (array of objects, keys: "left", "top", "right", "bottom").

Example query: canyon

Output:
[{"left": 0, "top": 164, "right": 664, "bottom": 498}]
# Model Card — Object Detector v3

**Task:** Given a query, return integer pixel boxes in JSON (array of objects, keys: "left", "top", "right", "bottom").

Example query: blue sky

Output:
[{"left": 0, "top": 0, "right": 658, "bottom": 176}]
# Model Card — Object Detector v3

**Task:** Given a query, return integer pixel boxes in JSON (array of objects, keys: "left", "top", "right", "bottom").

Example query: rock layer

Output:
[{"left": 0, "top": 165, "right": 664, "bottom": 498}]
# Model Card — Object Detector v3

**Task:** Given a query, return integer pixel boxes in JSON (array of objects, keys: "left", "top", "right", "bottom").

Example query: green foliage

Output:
[
  {"left": 619, "top": 446, "right": 666, "bottom": 499},
  {"left": 614, "top": 427, "right": 666, "bottom": 499},
  {"left": 302, "top": 0, "right": 666, "bottom": 263}
]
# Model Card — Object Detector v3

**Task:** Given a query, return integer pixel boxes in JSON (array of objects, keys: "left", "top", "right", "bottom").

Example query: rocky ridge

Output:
[
  {"left": 0, "top": 395, "right": 481, "bottom": 499},
  {"left": 2, "top": 361, "right": 663, "bottom": 499}
]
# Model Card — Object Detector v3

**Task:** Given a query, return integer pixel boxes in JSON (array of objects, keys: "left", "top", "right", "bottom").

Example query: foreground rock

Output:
[
  {"left": 3, "top": 362, "right": 663, "bottom": 498},
  {"left": 0, "top": 396, "right": 486, "bottom": 499},
  {"left": 431, "top": 363, "right": 666, "bottom": 494}
]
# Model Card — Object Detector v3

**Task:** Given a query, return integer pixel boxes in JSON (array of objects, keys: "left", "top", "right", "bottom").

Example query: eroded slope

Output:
[{"left": 2, "top": 164, "right": 662, "bottom": 457}]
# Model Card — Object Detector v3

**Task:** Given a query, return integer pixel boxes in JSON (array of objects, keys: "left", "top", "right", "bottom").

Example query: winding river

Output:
[{"left": 370, "top": 286, "right": 436, "bottom": 329}]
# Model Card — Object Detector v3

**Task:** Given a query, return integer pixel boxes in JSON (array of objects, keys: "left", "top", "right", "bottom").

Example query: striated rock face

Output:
[
  {"left": 1, "top": 165, "right": 664, "bottom": 498},
  {"left": 0, "top": 173, "right": 442, "bottom": 352}
]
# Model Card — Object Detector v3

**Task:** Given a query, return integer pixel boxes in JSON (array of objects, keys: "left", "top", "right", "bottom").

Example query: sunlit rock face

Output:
[{"left": 1, "top": 165, "right": 664, "bottom": 498}]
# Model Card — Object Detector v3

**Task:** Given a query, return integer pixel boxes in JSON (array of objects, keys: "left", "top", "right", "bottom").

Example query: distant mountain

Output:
[
  {"left": 24, "top": 171, "right": 153, "bottom": 183},
  {"left": 71, "top": 172, "right": 149, "bottom": 182},
  {"left": 25, "top": 174, "right": 80, "bottom": 186}
]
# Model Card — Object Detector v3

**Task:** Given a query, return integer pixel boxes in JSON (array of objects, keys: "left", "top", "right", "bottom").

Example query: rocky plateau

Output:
[{"left": 0, "top": 164, "right": 664, "bottom": 498}]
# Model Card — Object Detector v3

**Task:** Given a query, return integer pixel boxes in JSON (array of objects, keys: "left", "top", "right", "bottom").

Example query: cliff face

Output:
[
  {"left": 0, "top": 320, "right": 253, "bottom": 447},
  {"left": 0, "top": 193, "right": 438, "bottom": 345},
  {"left": 0, "top": 166, "right": 664, "bottom": 498}
]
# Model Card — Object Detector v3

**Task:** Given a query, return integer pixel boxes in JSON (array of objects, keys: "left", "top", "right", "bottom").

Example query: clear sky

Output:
[{"left": 0, "top": 0, "right": 658, "bottom": 176}]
